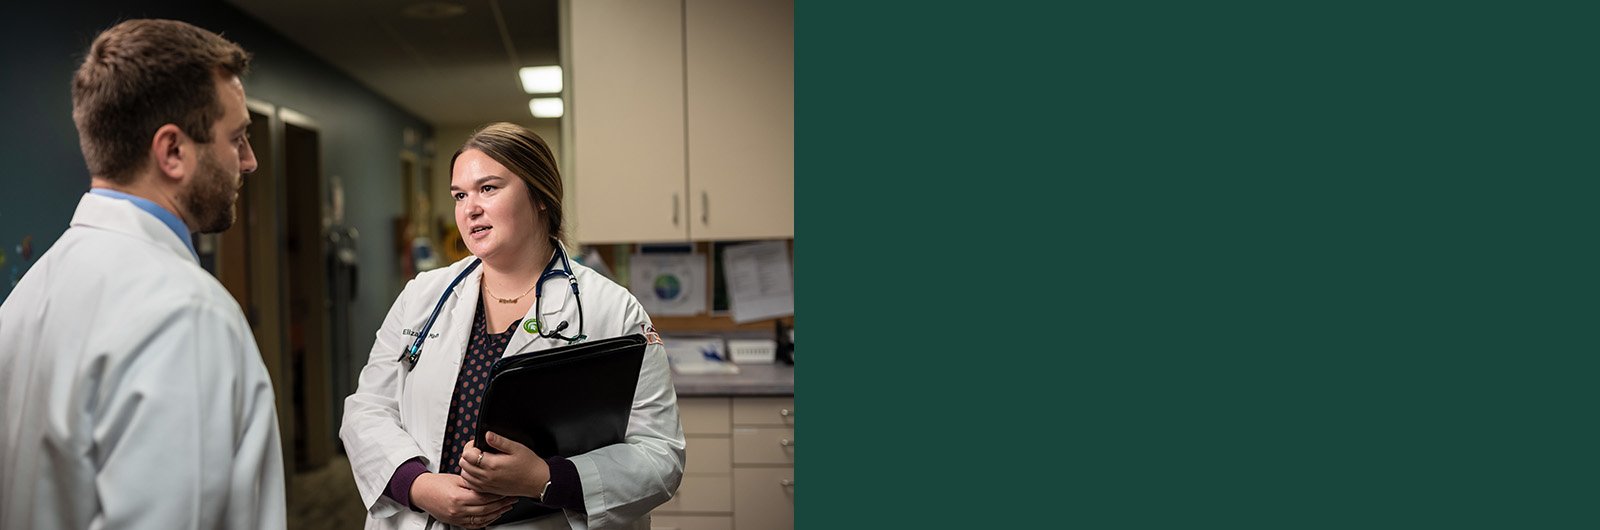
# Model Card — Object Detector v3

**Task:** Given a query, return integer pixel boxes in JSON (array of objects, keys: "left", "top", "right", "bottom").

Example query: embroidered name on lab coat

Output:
[{"left": 402, "top": 328, "right": 440, "bottom": 339}]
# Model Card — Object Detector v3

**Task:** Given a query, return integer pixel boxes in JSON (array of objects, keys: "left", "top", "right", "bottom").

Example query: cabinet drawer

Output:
[
  {"left": 732, "top": 467, "right": 793, "bottom": 530},
  {"left": 679, "top": 397, "right": 731, "bottom": 435},
  {"left": 731, "top": 427, "right": 794, "bottom": 465},
  {"left": 650, "top": 514, "right": 732, "bottom": 530},
  {"left": 658, "top": 474, "right": 731, "bottom": 513},
  {"left": 731, "top": 397, "right": 794, "bottom": 427},
  {"left": 684, "top": 436, "right": 730, "bottom": 474}
]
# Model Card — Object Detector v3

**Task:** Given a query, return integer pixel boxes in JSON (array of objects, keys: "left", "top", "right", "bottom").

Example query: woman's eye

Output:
[
  {"left": 481, "top": 185, "right": 497, "bottom": 194},
  {"left": 452, "top": 192, "right": 466, "bottom": 201}
]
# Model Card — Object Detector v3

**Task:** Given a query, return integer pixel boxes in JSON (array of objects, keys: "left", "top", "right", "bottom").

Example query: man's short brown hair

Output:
[{"left": 71, "top": 19, "right": 250, "bottom": 184}]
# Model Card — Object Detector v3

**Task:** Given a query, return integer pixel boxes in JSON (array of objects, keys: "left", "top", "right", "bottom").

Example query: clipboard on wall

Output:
[{"left": 472, "top": 333, "right": 648, "bottom": 524}]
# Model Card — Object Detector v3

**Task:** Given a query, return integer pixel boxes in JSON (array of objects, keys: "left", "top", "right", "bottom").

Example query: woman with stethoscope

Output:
[{"left": 341, "top": 123, "right": 685, "bottom": 530}]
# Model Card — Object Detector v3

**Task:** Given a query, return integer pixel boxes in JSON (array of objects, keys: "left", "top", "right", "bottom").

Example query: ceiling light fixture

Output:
[
  {"left": 519, "top": 66, "right": 563, "bottom": 94},
  {"left": 529, "top": 97, "right": 564, "bottom": 118}
]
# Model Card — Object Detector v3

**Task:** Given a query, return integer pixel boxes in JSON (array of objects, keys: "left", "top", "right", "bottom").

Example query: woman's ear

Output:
[{"left": 150, "top": 124, "right": 190, "bottom": 182}]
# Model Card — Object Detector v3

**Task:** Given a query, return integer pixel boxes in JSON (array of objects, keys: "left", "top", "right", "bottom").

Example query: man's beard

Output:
[{"left": 182, "top": 150, "right": 239, "bottom": 234}]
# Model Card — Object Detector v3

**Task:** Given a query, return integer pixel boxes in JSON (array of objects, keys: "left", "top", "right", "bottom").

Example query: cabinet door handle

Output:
[
  {"left": 778, "top": 438, "right": 793, "bottom": 447},
  {"left": 672, "top": 193, "right": 680, "bottom": 226},
  {"left": 779, "top": 408, "right": 791, "bottom": 417},
  {"left": 779, "top": 479, "right": 794, "bottom": 487},
  {"left": 701, "top": 191, "right": 709, "bottom": 225}
]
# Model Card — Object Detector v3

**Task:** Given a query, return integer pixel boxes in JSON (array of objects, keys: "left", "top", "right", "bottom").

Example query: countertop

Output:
[{"left": 671, "top": 362, "right": 794, "bottom": 396}]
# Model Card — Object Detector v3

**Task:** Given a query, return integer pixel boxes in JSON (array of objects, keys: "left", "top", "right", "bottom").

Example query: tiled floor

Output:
[{"left": 288, "top": 455, "right": 368, "bottom": 529}]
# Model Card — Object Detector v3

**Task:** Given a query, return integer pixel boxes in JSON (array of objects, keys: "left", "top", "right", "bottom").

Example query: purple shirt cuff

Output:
[
  {"left": 541, "top": 456, "right": 585, "bottom": 513},
  {"left": 384, "top": 458, "right": 430, "bottom": 511}
]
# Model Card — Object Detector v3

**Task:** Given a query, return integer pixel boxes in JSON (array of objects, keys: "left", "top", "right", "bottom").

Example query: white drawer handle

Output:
[
  {"left": 779, "top": 479, "right": 794, "bottom": 487},
  {"left": 779, "top": 408, "right": 792, "bottom": 417},
  {"left": 778, "top": 438, "right": 793, "bottom": 447}
]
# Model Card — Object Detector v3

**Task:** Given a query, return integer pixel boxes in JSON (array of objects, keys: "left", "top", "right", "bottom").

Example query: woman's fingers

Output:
[
  {"left": 460, "top": 498, "right": 518, "bottom": 528},
  {"left": 488, "top": 502, "right": 516, "bottom": 521},
  {"left": 460, "top": 440, "right": 486, "bottom": 470},
  {"left": 461, "top": 488, "right": 506, "bottom": 506}
]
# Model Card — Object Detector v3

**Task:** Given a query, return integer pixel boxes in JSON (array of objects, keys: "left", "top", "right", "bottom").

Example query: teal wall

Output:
[{"left": 0, "top": 1, "right": 432, "bottom": 363}]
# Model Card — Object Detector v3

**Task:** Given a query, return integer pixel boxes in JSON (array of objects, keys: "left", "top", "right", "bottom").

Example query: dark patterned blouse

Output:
[{"left": 438, "top": 298, "right": 518, "bottom": 475}]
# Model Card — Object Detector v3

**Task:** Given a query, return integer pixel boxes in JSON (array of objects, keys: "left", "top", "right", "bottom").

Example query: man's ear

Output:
[{"left": 150, "top": 124, "right": 191, "bottom": 182}]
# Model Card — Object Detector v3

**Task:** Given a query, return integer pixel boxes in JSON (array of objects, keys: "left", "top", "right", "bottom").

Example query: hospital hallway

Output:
[{"left": 287, "top": 454, "right": 367, "bottom": 529}]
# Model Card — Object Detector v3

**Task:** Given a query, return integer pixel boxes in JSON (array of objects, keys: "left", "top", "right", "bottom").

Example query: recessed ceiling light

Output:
[
  {"left": 529, "top": 97, "right": 564, "bottom": 118},
  {"left": 519, "top": 66, "right": 563, "bottom": 94},
  {"left": 401, "top": 1, "right": 467, "bottom": 20}
]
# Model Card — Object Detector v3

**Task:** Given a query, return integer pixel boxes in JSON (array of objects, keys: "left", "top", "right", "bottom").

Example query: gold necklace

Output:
[{"left": 484, "top": 279, "right": 536, "bottom": 304}]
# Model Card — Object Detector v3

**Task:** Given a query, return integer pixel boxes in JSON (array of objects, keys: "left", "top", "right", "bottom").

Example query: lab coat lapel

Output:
[
  {"left": 417, "top": 260, "right": 483, "bottom": 466},
  {"left": 442, "top": 263, "right": 483, "bottom": 366}
]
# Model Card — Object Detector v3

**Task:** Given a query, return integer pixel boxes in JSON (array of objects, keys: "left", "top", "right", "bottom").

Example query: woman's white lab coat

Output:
[
  {"left": 341, "top": 253, "right": 685, "bottom": 530},
  {"left": 0, "top": 193, "right": 286, "bottom": 529}
]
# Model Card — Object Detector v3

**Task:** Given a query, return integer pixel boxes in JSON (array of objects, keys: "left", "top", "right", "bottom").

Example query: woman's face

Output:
[{"left": 451, "top": 148, "right": 542, "bottom": 262}]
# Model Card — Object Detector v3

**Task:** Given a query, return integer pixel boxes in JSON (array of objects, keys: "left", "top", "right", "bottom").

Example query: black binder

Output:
[{"left": 472, "top": 334, "right": 648, "bottom": 524}]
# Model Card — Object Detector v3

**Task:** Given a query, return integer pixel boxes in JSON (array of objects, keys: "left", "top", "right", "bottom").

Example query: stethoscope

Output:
[{"left": 400, "top": 243, "right": 587, "bottom": 371}]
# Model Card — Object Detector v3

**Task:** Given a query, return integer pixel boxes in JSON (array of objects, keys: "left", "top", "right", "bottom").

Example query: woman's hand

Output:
[
  {"left": 460, "top": 431, "right": 552, "bottom": 499},
  {"left": 410, "top": 472, "right": 517, "bottom": 528}
]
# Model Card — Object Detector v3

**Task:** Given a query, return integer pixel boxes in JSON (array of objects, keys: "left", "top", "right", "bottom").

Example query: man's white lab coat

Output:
[{"left": 0, "top": 193, "right": 286, "bottom": 529}]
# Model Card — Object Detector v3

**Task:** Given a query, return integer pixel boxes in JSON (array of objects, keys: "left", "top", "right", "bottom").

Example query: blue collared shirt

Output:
[{"left": 88, "top": 188, "right": 197, "bottom": 259}]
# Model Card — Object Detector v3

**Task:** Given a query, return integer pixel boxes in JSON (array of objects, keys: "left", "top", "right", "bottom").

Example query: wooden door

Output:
[{"left": 283, "top": 115, "right": 333, "bottom": 471}]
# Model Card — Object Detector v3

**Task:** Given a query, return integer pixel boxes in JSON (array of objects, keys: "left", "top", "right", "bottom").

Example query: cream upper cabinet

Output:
[
  {"left": 568, "top": 0, "right": 793, "bottom": 244},
  {"left": 685, "top": 0, "right": 794, "bottom": 241},
  {"left": 569, "top": 0, "right": 688, "bottom": 243}
]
